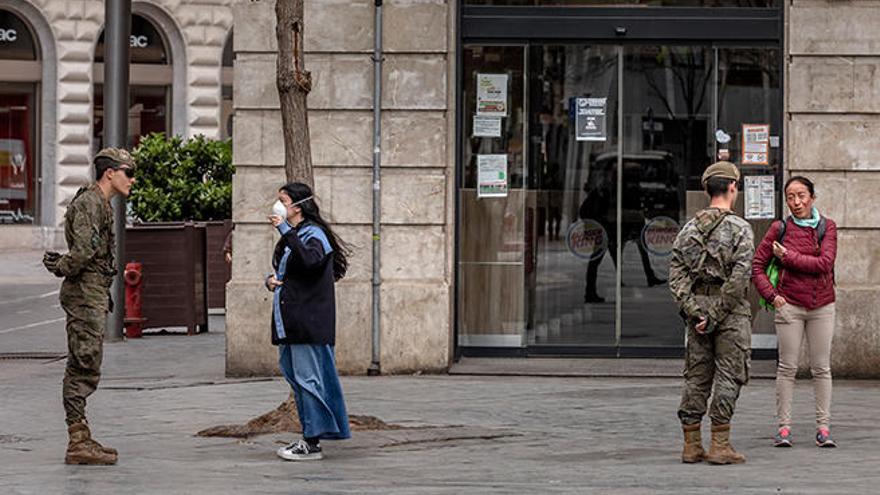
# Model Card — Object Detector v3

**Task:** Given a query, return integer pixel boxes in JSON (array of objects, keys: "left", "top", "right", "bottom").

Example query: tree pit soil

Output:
[{"left": 197, "top": 396, "right": 402, "bottom": 438}]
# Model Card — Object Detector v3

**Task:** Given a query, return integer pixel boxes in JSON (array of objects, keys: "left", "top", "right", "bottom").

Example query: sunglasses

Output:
[{"left": 115, "top": 167, "right": 135, "bottom": 179}]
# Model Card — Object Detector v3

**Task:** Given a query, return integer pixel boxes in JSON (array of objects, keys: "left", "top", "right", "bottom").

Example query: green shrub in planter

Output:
[{"left": 130, "top": 133, "right": 234, "bottom": 222}]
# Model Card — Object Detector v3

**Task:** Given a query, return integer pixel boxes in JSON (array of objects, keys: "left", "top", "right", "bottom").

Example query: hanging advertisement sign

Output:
[
  {"left": 476, "top": 74, "right": 508, "bottom": 117},
  {"left": 477, "top": 154, "right": 508, "bottom": 198},
  {"left": 473, "top": 116, "right": 502, "bottom": 138},
  {"left": 575, "top": 97, "right": 607, "bottom": 142},
  {"left": 742, "top": 124, "right": 770, "bottom": 165},
  {"left": 744, "top": 175, "right": 776, "bottom": 220}
]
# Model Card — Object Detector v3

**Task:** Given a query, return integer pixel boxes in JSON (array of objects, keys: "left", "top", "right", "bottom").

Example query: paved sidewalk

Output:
[
  {"left": 2, "top": 250, "right": 879, "bottom": 494},
  {"left": 2, "top": 325, "right": 880, "bottom": 494}
]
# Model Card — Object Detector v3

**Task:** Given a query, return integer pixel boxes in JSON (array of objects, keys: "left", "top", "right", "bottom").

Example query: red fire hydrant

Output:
[{"left": 123, "top": 262, "right": 147, "bottom": 338}]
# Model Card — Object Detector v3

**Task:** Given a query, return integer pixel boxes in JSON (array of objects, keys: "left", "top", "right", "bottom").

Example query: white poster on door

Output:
[
  {"left": 476, "top": 74, "right": 508, "bottom": 117},
  {"left": 477, "top": 154, "right": 508, "bottom": 198},
  {"left": 745, "top": 175, "right": 775, "bottom": 219},
  {"left": 473, "top": 116, "right": 502, "bottom": 138},
  {"left": 742, "top": 124, "right": 770, "bottom": 165}
]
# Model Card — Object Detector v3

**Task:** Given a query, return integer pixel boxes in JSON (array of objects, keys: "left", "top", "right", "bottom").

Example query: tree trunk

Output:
[{"left": 275, "top": 0, "right": 313, "bottom": 186}]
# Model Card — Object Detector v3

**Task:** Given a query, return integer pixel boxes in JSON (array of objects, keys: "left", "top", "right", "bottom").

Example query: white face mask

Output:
[{"left": 272, "top": 200, "right": 288, "bottom": 218}]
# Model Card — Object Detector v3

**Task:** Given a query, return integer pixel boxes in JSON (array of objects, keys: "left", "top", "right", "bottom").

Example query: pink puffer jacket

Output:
[{"left": 752, "top": 217, "right": 837, "bottom": 310}]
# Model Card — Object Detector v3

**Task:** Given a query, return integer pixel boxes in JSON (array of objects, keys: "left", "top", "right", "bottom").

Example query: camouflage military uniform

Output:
[
  {"left": 50, "top": 184, "right": 116, "bottom": 426},
  {"left": 669, "top": 207, "right": 754, "bottom": 426}
]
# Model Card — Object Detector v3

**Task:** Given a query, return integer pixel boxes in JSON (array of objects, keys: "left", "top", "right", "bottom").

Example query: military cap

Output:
[
  {"left": 94, "top": 147, "right": 135, "bottom": 168},
  {"left": 701, "top": 161, "right": 740, "bottom": 186}
]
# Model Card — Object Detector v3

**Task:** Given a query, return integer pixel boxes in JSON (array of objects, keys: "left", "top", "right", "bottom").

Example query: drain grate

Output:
[{"left": 0, "top": 352, "right": 66, "bottom": 361}]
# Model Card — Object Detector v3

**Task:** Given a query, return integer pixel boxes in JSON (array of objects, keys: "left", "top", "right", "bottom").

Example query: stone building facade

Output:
[
  {"left": 226, "top": 0, "right": 454, "bottom": 375},
  {"left": 0, "top": 0, "right": 233, "bottom": 244},
  {"left": 3, "top": 0, "right": 877, "bottom": 377},
  {"left": 786, "top": 1, "right": 880, "bottom": 375},
  {"left": 228, "top": 0, "right": 879, "bottom": 377}
]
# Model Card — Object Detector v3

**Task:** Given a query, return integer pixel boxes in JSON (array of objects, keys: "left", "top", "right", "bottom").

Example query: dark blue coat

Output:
[{"left": 270, "top": 222, "right": 336, "bottom": 346}]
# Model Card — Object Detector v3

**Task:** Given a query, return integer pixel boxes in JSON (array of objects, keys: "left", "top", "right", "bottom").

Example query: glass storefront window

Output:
[
  {"left": 465, "top": 1, "right": 779, "bottom": 6},
  {"left": 93, "top": 84, "right": 170, "bottom": 151},
  {"left": 1, "top": 9, "right": 39, "bottom": 224},
  {"left": 0, "top": 10, "right": 37, "bottom": 60},
  {"left": 93, "top": 14, "right": 172, "bottom": 153},
  {"left": 458, "top": 42, "right": 782, "bottom": 352},
  {"left": 221, "top": 31, "right": 233, "bottom": 140},
  {"left": 95, "top": 14, "right": 168, "bottom": 65},
  {"left": 458, "top": 45, "right": 528, "bottom": 347},
  {"left": 0, "top": 86, "right": 36, "bottom": 224}
]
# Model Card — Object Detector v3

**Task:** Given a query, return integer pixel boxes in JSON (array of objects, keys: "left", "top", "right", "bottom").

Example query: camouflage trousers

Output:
[
  {"left": 60, "top": 279, "right": 109, "bottom": 426},
  {"left": 678, "top": 315, "right": 751, "bottom": 426}
]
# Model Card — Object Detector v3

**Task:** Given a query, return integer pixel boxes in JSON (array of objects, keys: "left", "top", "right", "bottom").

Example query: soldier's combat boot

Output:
[
  {"left": 681, "top": 423, "right": 705, "bottom": 463},
  {"left": 706, "top": 423, "right": 746, "bottom": 465},
  {"left": 80, "top": 423, "right": 117, "bottom": 456},
  {"left": 65, "top": 423, "right": 117, "bottom": 465}
]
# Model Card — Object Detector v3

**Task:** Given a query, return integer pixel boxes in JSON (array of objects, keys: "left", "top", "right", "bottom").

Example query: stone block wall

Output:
[
  {"left": 786, "top": 1, "right": 880, "bottom": 377},
  {"left": 226, "top": 0, "right": 454, "bottom": 376}
]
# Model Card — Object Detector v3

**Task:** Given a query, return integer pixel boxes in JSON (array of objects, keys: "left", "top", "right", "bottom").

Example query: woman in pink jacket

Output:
[{"left": 752, "top": 176, "right": 838, "bottom": 449}]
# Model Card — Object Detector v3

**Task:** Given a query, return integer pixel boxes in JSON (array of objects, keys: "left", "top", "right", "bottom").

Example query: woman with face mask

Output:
[
  {"left": 266, "top": 182, "right": 351, "bottom": 461},
  {"left": 752, "top": 176, "right": 838, "bottom": 449}
]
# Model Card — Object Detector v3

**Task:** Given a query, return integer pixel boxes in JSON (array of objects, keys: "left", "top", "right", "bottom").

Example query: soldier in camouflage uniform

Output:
[
  {"left": 668, "top": 161, "right": 754, "bottom": 465},
  {"left": 43, "top": 148, "right": 136, "bottom": 465}
]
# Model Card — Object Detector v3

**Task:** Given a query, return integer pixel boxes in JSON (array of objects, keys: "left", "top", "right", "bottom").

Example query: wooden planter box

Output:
[
  {"left": 125, "top": 222, "right": 208, "bottom": 335},
  {"left": 202, "top": 220, "right": 233, "bottom": 310}
]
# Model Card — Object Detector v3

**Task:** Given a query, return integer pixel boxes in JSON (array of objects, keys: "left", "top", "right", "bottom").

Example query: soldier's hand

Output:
[
  {"left": 695, "top": 317, "right": 708, "bottom": 334},
  {"left": 42, "top": 251, "right": 64, "bottom": 277}
]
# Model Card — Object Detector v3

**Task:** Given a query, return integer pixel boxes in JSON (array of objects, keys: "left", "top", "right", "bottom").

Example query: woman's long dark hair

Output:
[{"left": 279, "top": 182, "right": 350, "bottom": 281}]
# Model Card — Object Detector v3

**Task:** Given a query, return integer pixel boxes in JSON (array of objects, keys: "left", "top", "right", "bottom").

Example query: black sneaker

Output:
[{"left": 277, "top": 439, "right": 323, "bottom": 461}]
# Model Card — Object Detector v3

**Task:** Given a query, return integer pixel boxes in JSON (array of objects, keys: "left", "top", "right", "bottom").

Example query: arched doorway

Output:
[
  {"left": 0, "top": 8, "right": 39, "bottom": 224},
  {"left": 93, "top": 13, "right": 172, "bottom": 151}
]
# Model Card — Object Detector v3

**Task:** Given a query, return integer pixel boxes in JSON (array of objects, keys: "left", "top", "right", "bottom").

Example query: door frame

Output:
[{"left": 454, "top": 2, "right": 784, "bottom": 359}]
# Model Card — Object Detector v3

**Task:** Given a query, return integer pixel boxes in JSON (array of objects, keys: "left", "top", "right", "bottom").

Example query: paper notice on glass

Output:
[
  {"left": 476, "top": 74, "right": 508, "bottom": 117},
  {"left": 473, "top": 116, "right": 502, "bottom": 138},
  {"left": 477, "top": 154, "right": 508, "bottom": 198},
  {"left": 742, "top": 124, "right": 770, "bottom": 165},
  {"left": 575, "top": 97, "right": 607, "bottom": 141},
  {"left": 745, "top": 175, "right": 776, "bottom": 219}
]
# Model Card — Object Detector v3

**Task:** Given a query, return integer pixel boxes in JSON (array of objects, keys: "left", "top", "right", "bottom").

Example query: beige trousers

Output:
[{"left": 775, "top": 302, "right": 835, "bottom": 429}]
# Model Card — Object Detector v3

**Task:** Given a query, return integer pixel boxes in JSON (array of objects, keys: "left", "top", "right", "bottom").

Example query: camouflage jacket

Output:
[
  {"left": 56, "top": 184, "right": 116, "bottom": 284},
  {"left": 669, "top": 207, "right": 754, "bottom": 333}
]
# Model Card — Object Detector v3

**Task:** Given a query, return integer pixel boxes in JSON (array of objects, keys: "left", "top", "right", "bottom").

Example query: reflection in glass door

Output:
[
  {"left": 620, "top": 45, "right": 712, "bottom": 349},
  {"left": 526, "top": 45, "right": 620, "bottom": 348},
  {"left": 457, "top": 42, "right": 782, "bottom": 354}
]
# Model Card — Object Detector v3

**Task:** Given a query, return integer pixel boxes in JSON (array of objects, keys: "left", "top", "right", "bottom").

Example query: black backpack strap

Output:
[
  {"left": 817, "top": 216, "right": 827, "bottom": 245},
  {"left": 776, "top": 217, "right": 789, "bottom": 244}
]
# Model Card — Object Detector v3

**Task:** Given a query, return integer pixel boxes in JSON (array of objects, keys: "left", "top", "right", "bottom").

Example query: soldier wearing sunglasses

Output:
[{"left": 42, "top": 147, "right": 136, "bottom": 465}]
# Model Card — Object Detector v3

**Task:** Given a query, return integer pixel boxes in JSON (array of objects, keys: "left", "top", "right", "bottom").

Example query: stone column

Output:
[
  {"left": 226, "top": 0, "right": 454, "bottom": 376},
  {"left": 787, "top": 1, "right": 880, "bottom": 377}
]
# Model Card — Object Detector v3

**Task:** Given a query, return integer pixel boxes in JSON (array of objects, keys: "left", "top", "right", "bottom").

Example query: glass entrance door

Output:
[
  {"left": 526, "top": 45, "right": 620, "bottom": 348},
  {"left": 458, "top": 42, "right": 782, "bottom": 354}
]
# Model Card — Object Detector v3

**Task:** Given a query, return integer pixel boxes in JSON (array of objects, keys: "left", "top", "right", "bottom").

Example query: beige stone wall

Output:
[
  {"left": 786, "top": 1, "right": 880, "bottom": 377},
  {"left": 226, "top": 0, "right": 454, "bottom": 376}
]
